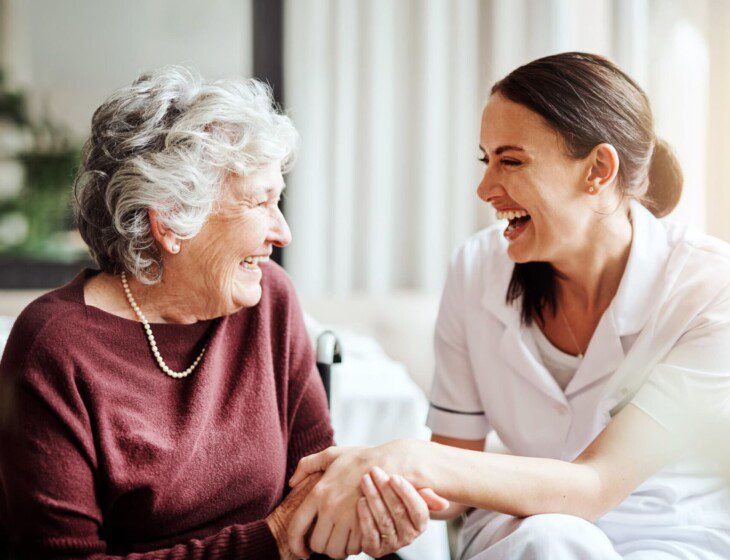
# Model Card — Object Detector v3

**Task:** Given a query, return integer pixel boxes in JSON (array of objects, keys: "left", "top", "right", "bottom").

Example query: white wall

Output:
[{"left": 1, "top": 0, "right": 253, "bottom": 140}]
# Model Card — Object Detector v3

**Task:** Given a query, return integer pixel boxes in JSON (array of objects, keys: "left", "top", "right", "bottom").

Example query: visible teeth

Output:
[
  {"left": 242, "top": 256, "right": 270, "bottom": 269},
  {"left": 496, "top": 209, "right": 529, "bottom": 221}
]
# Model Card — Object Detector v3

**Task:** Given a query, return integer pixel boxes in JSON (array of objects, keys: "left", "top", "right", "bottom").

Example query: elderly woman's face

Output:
[
  {"left": 179, "top": 161, "right": 291, "bottom": 315},
  {"left": 476, "top": 93, "right": 595, "bottom": 265}
]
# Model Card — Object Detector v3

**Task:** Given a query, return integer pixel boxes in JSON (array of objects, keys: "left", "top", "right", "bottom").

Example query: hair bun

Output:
[{"left": 645, "top": 138, "right": 683, "bottom": 218}]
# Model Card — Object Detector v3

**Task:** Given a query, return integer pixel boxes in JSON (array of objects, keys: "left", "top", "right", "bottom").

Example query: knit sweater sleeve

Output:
[
  {"left": 285, "top": 370, "right": 335, "bottom": 482},
  {"left": 0, "top": 315, "right": 279, "bottom": 560},
  {"left": 275, "top": 271, "right": 335, "bottom": 481}
]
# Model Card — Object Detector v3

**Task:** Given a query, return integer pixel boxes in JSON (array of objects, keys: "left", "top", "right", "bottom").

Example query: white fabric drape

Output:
[
  {"left": 283, "top": 0, "right": 713, "bottom": 297},
  {"left": 284, "top": 0, "right": 486, "bottom": 296},
  {"left": 707, "top": 0, "right": 730, "bottom": 242}
]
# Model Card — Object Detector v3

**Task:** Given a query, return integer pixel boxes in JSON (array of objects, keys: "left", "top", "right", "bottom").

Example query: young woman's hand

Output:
[
  {"left": 288, "top": 445, "right": 360, "bottom": 487},
  {"left": 289, "top": 440, "right": 427, "bottom": 488},
  {"left": 286, "top": 452, "right": 369, "bottom": 558},
  {"left": 358, "top": 466, "right": 448, "bottom": 558}
]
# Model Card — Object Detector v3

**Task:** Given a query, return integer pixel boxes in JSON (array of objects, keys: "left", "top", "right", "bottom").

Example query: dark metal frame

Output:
[
  {"left": 315, "top": 333, "right": 404, "bottom": 560},
  {"left": 253, "top": 0, "right": 286, "bottom": 267}
]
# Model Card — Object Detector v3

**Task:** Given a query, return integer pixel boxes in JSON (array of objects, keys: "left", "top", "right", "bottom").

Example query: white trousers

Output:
[{"left": 460, "top": 512, "right": 730, "bottom": 560}]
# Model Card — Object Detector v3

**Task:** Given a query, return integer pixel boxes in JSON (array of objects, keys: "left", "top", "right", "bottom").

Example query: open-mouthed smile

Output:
[
  {"left": 240, "top": 255, "right": 269, "bottom": 271},
  {"left": 495, "top": 209, "right": 532, "bottom": 241}
]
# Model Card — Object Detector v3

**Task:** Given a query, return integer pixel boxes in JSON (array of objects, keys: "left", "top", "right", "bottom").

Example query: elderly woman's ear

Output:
[{"left": 148, "top": 209, "right": 181, "bottom": 254}]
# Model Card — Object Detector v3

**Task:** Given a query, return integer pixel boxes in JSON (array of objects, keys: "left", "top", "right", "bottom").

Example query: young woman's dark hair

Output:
[{"left": 493, "top": 52, "right": 683, "bottom": 325}]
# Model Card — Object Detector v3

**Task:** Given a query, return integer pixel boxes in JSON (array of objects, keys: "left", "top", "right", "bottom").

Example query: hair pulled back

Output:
[{"left": 492, "top": 52, "right": 683, "bottom": 325}]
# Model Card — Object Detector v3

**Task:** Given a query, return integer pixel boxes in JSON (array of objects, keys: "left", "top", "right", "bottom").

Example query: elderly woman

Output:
[
  {"left": 0, "top": 67, "right": 442, "bottom": 559},
  {"left": 288, "top": 53, "right": 730, "bottom": 559}
]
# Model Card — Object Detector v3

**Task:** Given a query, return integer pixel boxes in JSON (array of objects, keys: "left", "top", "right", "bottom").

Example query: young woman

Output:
[{"left": 287, "top": 53, "right": 730, "bottom": 559}]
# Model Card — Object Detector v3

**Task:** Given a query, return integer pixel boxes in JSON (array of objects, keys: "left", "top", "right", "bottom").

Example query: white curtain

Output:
[
  {"left": 707, "top": 0, "right": 730, "bottom": 243},
  {"left": 283, "top": 0, "right": 714, "bottom": 297}
]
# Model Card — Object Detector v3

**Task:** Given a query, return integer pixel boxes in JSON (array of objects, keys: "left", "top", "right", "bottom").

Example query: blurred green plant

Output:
[
  {"left": 0, "top": 69, "right": 30, "bottom": 128},
  {"left": 0, "top": 68, "right": 86, "bottom": 262}
]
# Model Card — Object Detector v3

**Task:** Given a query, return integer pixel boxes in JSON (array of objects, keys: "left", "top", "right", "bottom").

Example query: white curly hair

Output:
[{"left": 73, "top": 65, "right": 299, "bottom": 284}]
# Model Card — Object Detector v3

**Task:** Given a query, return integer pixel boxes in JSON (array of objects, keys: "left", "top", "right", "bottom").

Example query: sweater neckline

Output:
[{"left": 73, "top": 268, "right": 217, "bottom": 330}]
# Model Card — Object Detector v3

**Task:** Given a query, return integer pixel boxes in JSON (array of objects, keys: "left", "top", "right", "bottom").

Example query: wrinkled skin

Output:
[{"left": 85, "top": 161, "right": 292, "bottom": 324}]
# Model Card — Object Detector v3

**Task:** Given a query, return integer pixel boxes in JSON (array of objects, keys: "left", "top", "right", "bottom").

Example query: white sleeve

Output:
[
  {"left": 631, "top": 287, "right": 730, "bottom": 433},
  {"left": 426, "top": 247, "right": 491, "bottom": 440}
]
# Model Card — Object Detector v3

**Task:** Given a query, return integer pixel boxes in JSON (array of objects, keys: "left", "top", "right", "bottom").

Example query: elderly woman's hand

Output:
[
  {"left": 286, "top": 441, "right": 446, "bottom": 558},
  {"left": 265, "top": 473, "right": 322, "bottom": 560},
  {"left": 358, "top": 467, "right": 448, "bottom": 558}
]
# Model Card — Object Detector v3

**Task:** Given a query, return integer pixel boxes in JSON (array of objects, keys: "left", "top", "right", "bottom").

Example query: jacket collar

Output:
[
  {"left": 479, "top": 200, "right": 672, "bottom": 402},
  {"left": 610, "top": 200, "right": 672, "bottom": 336}
]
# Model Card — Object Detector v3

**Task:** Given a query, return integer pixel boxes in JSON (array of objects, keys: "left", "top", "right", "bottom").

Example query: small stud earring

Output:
[
  {"left": 171, "top": 244, "right": 180, "bottom": 253},
  {"left": 588, "top": 185, "right": 597, "bottom": 194}
]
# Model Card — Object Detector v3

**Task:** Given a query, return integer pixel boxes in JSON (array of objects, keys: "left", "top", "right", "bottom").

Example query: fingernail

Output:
[
  {"left": 371, "top": 466, "right": 386, "bottom": 479},
  {"left": 362, "top": 473, "right": 375, "bottom": 490}
]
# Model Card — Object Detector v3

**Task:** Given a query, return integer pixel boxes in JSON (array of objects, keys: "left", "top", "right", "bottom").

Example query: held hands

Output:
[
  {"left": 286, "top": 442, "right": 448, "bottom": 558},
  {"left": 358, "top": 466, "right": 448, "bottom": 558}
]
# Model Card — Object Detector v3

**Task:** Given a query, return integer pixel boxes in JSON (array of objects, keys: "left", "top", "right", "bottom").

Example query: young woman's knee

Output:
[{"left": 510, "top": 514, "right": 618, "bottom": 558}]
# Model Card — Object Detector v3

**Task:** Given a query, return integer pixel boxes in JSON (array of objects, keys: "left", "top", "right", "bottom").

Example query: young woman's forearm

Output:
[{"left": 414, "top": 442, "right": 605, "bottom": 520}]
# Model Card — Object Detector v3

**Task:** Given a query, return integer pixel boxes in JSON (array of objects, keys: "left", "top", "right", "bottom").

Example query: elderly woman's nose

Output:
[{"left": 269, "top": 210, "right": 292, "bottom": 247}]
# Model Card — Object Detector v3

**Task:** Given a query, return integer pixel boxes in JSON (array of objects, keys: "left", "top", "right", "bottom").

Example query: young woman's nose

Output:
[{"left": 476, "top": 167, "right": 506, "bottom": 203}]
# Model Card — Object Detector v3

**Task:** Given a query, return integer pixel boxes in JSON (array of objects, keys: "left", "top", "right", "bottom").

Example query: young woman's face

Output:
[{"left": 477, "top": 93, "right": 596, "bottom": 264}]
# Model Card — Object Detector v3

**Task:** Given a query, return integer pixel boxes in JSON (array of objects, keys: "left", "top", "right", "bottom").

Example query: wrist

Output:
[
  {"left": 380, "top": 439, "right": 434, "bottom": 488},
  {"left": 265, "top": 514, "right": 288, "bottom": 558},
  {"left": 410, "top": 440, "right": 438, "bottom": 489}
]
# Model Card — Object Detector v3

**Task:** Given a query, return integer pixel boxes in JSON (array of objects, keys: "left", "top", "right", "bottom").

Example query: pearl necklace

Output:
[{"left": 121, "top": 271, "right": 206, "bottom": 379}]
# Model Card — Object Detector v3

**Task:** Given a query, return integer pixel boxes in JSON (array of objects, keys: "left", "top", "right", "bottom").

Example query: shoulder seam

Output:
[{"left": 11, "top": 306, "right": 84, "bottom": 377}]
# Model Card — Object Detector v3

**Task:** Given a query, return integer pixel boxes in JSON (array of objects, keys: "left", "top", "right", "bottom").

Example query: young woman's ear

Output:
[
  {"left": 585, "top": 143, "right": 620, "bottom": 194},
  {"left": 148, "top": 209, "right": 180, "bottom": 254}
]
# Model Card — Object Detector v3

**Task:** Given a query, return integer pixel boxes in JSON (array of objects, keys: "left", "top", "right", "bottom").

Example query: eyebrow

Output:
[{"left": 479, "top": 144, "right": 526, "bottom": 155}]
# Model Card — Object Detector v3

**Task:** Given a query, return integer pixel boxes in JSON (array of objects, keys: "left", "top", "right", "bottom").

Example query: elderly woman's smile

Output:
[
  {"left": 0, "top": 67, "right": 343, "bottom": 560},
  {"left": 173, "top": 161, "right": 292, "bottom": 317}
]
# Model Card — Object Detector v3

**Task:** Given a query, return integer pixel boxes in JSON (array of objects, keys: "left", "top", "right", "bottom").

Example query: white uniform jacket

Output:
[{"left": 426, "top": 200, "right": 730, "bottom": 535}]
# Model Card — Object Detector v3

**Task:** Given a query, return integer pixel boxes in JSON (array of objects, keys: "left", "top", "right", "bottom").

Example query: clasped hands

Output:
[{"left": 267, "top": 439, "right": 447, "bottom": 559}]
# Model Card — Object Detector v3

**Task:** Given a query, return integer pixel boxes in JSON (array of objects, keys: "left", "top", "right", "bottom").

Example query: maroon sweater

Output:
[{"left": 0, "top": 263, "right": 333, "bottom": 559}]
